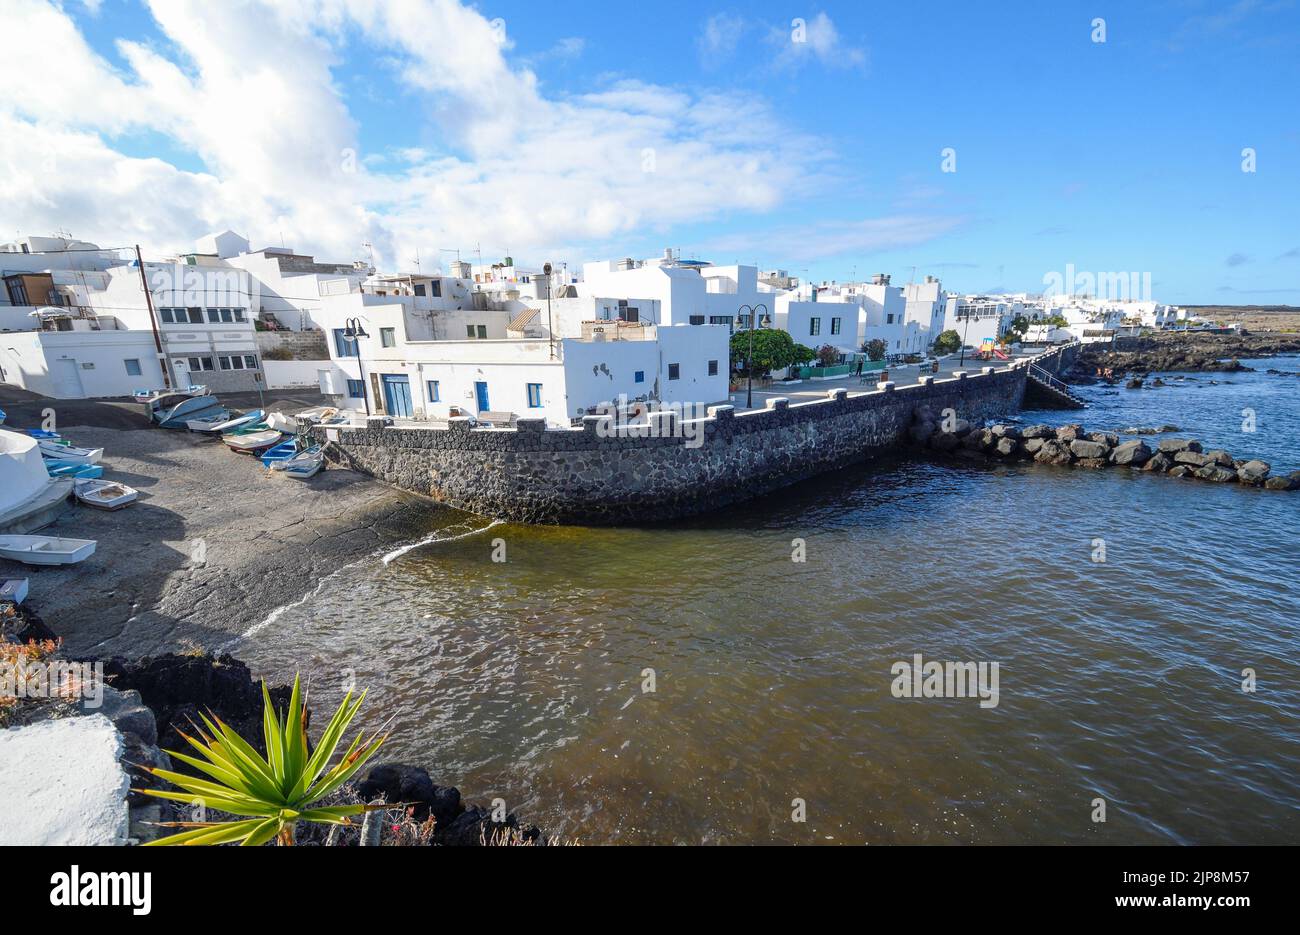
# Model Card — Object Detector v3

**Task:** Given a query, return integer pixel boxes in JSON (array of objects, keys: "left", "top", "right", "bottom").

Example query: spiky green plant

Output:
[{"left": 137, "top": 675, "right": 388, "bottom": 846}]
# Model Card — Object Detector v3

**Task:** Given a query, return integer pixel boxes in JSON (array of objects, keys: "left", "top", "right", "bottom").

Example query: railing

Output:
[{"left": 1027, "top": 363, "right": 1083, "bottom": 401}]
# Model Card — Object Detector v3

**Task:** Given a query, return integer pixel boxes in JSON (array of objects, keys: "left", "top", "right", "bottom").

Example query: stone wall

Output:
[
  {"left": 256, "top": 329, "right": 329, "bottom": 361},
  {"left": 318, "top": 363, "right": 1029, "bottom": 525}
]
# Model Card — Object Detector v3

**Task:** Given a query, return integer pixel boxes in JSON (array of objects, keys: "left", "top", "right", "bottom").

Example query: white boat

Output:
[
  {"left": 273, "top": 444, "right": 324, "bottom": 478},
  {"left": 185, "top": 409, "right": 232, "bottom": 432},
  {"left": 292, "top": 406, "right": 339, "bottom": 424},
  {"left": 208, "top": 409, "right": 263, "bottom": 434},
  {"left": 224, "top": 429, "right": 283, "bottom": 453},
  {"left": 0, "top": 535, "right": 97, "bottom": 566},
  {"left": 265, "top": 411, "right": 300, "bottom": 434},
  {"left": 38, "top": 439, "right": 103, "bottom": 465},
  {"left": 74, "top": 478, "right": 138, "bottom": 511}
]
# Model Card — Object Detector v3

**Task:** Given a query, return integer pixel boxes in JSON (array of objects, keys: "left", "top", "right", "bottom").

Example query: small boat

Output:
[
  {"left": 23, "top": 429, "right": 61, "bottom": 440},
  {"left": 74, "top": 478, "right": 139, "bottom": 510},
  {"left": 208, "top": 409, "right": 263, "bottom": 434},
  {"left": 224, "top": 429, "right": 283, "bottom": 453},
  {"left": 260, "top": 440, "right": 301, "bottom": 467},
  {"left": 293, "top": 406, "right": 339, "bottom": 424},
  {"left": 0, "top": 535, "right": 97, "bottom": 566},
  {"left": 47, "top": 461, "right": 104, "bottom": 479},
  {"left": 157, "top": 395, "right": 224, "bottom": 429},
  {"left": 38, "top": 440, "right": 103, "bottom": 465},
  {"left": 265, "top": 411, "right": 299, "bottom": 434},
  {"left": 185, "top": 409, "right": 233, "bottom": 432},
  {"left": 278, "top": 446, "right": 325, "bottom": 479},
  {"left": 0, "top": 408, "right": 5, "bottom": 425},
  {"left": 135, "top": 385, "right": 209, "bottom": 403}
]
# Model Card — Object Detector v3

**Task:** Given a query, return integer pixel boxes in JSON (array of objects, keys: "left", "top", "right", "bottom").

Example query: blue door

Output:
[
  {"left": 474, "top": 381, "right": 490, "bottom": 413},
  {"left": 382, "top": 374, "right": 413, "bottom": 417}
]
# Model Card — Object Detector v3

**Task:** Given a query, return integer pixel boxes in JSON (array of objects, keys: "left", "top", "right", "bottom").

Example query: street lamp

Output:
[
  {"left": 959, "top": 308, "right": 972, "bottom": 367},
  {"left": 738, "top": 303, "right": 770, "bottom": 409},
  {"left": 543, "top": 261, "right": 555, "bottom": 359},
  {"left": 341, "top": 317, "right": 370, "bottom": 416}
]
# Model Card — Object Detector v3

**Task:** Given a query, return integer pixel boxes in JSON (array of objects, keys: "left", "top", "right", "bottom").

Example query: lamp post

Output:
[
  {"left": 543, "top": 261, "right": 555, "bottom": 359},
  {"left": 738, "top": 303, "right": 770, "bottom": 409},
  {"left": 341, "top": 317, "right": 370, "bottom": 416},
  {"left": 959, "top": 308, "right": 972, "bottom": 367}
]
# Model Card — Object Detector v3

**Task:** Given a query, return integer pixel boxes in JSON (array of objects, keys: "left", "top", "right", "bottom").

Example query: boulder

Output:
[
  {"left": 1034, "top": 440, "right": 1074, "bottom": 465},
  {"left": 1194, "top": 464, "right": 1238, "bottom": 483},
  {"left": 960, "top": 429, "right": 985, "bottom": 451},
  {"left": 1023, "top": 437, "right": 1046, "bottom": 454},
  {"left": 1264, "top": 472, "right": 1300, "bottom": 491},
  {"left": 1173, "top": 450, "right": 1211, "bottom": 467},
  {"left": 1069, "top": 439, "right": 1109, "bottom": 460},
  {"left": 948, "top": 418, "right": 973, "bottom": 437},
  {"left": 1168, "top": 465, "right": 1193, "bottom": 478},
  {"left": 1125, "top": 377, "right": 1144, "bottom": 389},
  {"left": 1142, "top": 452, "right": 1173, "bottom": 472},
  {"left": 1236, "top": 460, "right": 1270, "bottom": 486},
  {"left": 1021, "top": 424, "right": 1055, "bottom": 439},
  {"left": 990, "top": 424, "right": 1021, "bottom": 440},
  {"left": 1087, "top": 432, "right": 1120, "bottom": 447},
  {"left": 994, "top": 436, "right": 1018, "bottom": 457},
  {"left": 1204, "top": 449, "right": 1234, "bottom": 467},
  {"left": 909, "top": 421, "right": 936, "bottom": 445},
  {"left": 1109, "top": 439, "right": 1152, "bottom": 466},
  {"left": 930, "top": 431, "right": 961, "bottom": 453},
  {"left": 357, "top": 763, "right": 462, "bottom": 826},
  {"left": 1055, "top": 424, "right": 1084, "bottom": 442},
  {"left": 1157, "top": 438, "right": 1202, "bottom": 454}
]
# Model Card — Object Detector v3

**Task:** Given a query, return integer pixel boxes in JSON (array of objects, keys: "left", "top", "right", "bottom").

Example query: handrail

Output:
[{"left": 1027, "top": 363, "right": 1081, "bottom": 398}]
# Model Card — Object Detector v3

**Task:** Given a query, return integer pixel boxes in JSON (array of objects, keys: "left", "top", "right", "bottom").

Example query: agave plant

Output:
[{"left": 138, "top": 675, "right": 388, "bottom": 846}]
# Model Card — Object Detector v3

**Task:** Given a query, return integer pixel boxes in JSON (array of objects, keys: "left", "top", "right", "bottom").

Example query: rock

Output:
[
  {"left": 357, "top": 763, "right": 461, "bottom": 825},
  {"left": 995, "top": 436, "right": 1018, "bottom": 457},
  {"left": 990, "top": 424, "right": 1021, "bottom": 440},
  {"left": 1204, "top": 449, "right": 1234, "bottom": 467},
  {"left": 1034, "top": 439, "right": 1074, "bottom": 465},
  {"left": 1157, "top": 424, "right": 1181, "bottom": 432},
  {"left": 1173, "top": 450, "right": 1211, "bottom": 467},
  {"left": 1069, "top": 439, "right": 1109, "bottom": 460},
  {"left": 1087, "top": 432, "right": 1120, "bottom": 446},
  {"left": 1168, "top": 465, "right": 1193, "bottom": 478},
  {"left": 1264, "top": 472, "right": 1300, "bottom": 491},
  {"left": 1194, "top": 464, "right": 1238, "bottom": 483},
  {"left": 1236, "top": 460, "right": 1270, "bottom": 486},
  {"left": 1125, "top": 377, "right": 1144, "bottom": 388},
  {"left": 1142, "top": 452, "right": 1173, "bottom": 472},
  {"left": 1157, "top": 438, "right": 1202, "bottom": 454},
  {"left": 1023, "top": 437, "right": 1046, "bottom": 454},
  {"left": 948, "top": 418, "right": 973, "bottom": 437},
  {"left": 909, "top": 421, "right": 935, "bottom": 445},
  {"left": 960, "top": 430, "right": 985, "bottom": 451},
  {"left": 1109, "top": 439, "right": 1152, "bottom": 466},
  {"left": 913, "top": 404, "right": 938, "bottom": 423},
  {"left": 1075, "top": 457, "right": 1108, "bottom": 469},
  {"left": 1054, "top": 424, "right": 1084, "bottom": 442},
  {"left": 930, "top": 431, "right": 961, "bottom": 453},
  {"left": 1021, "top": 424, "right": 1055, "bottom": 439}
]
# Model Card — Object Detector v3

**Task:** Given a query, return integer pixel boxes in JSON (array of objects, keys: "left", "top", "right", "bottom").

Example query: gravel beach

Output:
[{"left": 0, "top": 390, "right": 452, "bottom": 657}]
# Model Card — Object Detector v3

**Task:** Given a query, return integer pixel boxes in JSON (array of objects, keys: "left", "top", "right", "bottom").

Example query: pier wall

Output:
[{"left": 318, "top": 360, "right": 1039, "bottom": 525}]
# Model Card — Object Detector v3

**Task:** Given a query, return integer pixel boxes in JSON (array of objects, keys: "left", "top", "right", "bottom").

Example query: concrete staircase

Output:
[{"left": 1025, "top": 363, "right": 1086, "bottom": 409}]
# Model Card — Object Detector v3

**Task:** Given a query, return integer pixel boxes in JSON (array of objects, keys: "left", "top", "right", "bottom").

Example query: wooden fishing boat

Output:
[
  {"left": 208, "top": 410, "right": 263, "bottom": 434},
  {"left": 276, "top": 445, "right": 325, "bottom": 479},
  {"left": 185, "top": 409, "right": 232, "bottom": 432},
  {"left": 73, "top": 478, "right": 139, "bottom": 510}
]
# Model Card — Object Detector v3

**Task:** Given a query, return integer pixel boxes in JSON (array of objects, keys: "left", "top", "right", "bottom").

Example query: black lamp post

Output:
[
  {"left": 959, "top": 309, "right": 972, "bottom": 367},
  {"left": 342, "top": 317, "right": 371, "bottom": 416},
  {"left": 738, "top": 303, "right": 770, "bottom": 409}
]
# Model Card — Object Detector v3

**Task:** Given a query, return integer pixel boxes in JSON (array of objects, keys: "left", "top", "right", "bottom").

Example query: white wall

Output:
[{"left": 0, "top": 330, "right": 165, "bottom": 398}]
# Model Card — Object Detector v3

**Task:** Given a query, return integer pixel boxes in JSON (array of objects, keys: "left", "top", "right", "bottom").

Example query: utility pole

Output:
[{"left": 135, "top": 244, "right": 170, "bottom": 388}]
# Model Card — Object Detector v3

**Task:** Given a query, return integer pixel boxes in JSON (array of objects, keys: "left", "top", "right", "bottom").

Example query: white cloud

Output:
[
  {"left": 771, "top": 12, "right": 867, "bottom": 71},
  {"left": 698, "top": 13, "right": 747, "bottom": 65},
  {"left": 0, "top": 0, "right": 911, "bottom": 273}
]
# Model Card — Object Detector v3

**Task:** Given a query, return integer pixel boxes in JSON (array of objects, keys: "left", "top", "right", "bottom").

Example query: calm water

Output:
[{"left": 238, "top": 356, "right": 1300, "bottom": 844}]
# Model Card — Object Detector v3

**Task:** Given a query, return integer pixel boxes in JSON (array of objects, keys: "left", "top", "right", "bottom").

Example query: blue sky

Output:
[{"left": 6, "top": 0, "right": 1300, "bottom": 304}]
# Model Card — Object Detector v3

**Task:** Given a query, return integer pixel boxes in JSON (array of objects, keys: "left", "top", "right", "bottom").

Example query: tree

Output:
[
  {"left": 729, "top": 328, "right": 804, "bottom": 376},
  {"left": 815, "top": 344, "right": 839, "bottom": 367},
  {"left": 790, "top": 343, "right": 816, "bottom": 367},
  {"left": 932, "top": 329, "right": 961, "bottom": 354},
  {"left": 862, "top": 338, "right": 887, "bottom": 361}
]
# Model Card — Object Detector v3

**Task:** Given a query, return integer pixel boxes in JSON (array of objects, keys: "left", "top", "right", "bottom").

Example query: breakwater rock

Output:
[
  {"left": 1074, "top": 332, "right": 1300, "bottom": 377},
  {"left": 909, "top": 406, "right": 1299, "bottom": 490}
]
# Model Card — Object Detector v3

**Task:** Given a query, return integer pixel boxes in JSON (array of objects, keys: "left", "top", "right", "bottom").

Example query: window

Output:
[
  {"left": 832, "top": 317, "right": 843, "bottom": 335},
  {"left": 380, "top": 327, "right": 396, "bottom": 347},
  {"left": 159, "top": 308, "right": 175, "bottom": 323},
  {"left": 886, "top": 313, "right": 895, "bottom": 324},
  {"left": 244, "top": 355, "right": 257, "bottom": 369},
  {"left": 233, "top": 308, "right": 246, "bottom": 323},
  {"left": 413, "top": 283, "right": 426, "bottom": 297},
  {"left": 430, "top": 280, "right": 441, "bottom": 298},
  {"left": 708, "top": 359, "right": 719, "bottom": 376},
  {"left": 124, "top": 359, "right": 142, "bottom": 376},
  {"left": 427, "top": 380, "right": 440, "bottom": 402},
  {"left": 220, "top": 308, "right": 234, "bottom": 323},
  {"left": 466, "top": 325, "right": 476, "bottom": 339},
  {"left": 668, "top": 363, "right": 680, "bottom": 380},
  {"left": 218, "top": 356, "right": 232, "bottom": 370},
  {"left": 187, "top": 308, "right": 203, "bottom": 324},
  {"left": 333, "top": 328, "right": 358, "bottom": 357},
  {"left": 689, "top": 314, "right": 705, "bottom": 325},
  {"left": 634, "top": 370, "right": 645, "bottom": 383},
  {"left": 476, "top": 324, "right": 487, "bottom": 339},
  {"left": 346, "top": 379, "right": 364, "bottom": 398},
  {"left": 810, "top": 317, "right": 821, "bottom": 336},
  {"left": 187, "top": 356, "right": 214, "bottom": 371},
  {"left": 206, "top": 308, "right": 220, "bottom": 323},
  {"left": 526, "top": 383, "right": 543, "bottom": 408}
]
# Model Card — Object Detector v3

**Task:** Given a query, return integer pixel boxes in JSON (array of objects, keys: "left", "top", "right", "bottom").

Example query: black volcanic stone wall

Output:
[{"left": 316, "top": 365, "right": 1032, "bottom": 525}]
